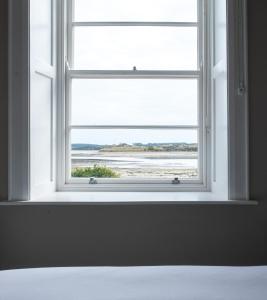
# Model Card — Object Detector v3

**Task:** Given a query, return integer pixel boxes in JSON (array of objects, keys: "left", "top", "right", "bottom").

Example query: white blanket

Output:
[{"left": 0, "top": 266, "right": 267, "bottom": 300}]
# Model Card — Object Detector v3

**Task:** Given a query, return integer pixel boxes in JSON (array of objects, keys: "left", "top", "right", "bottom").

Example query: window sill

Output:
[{"left": 1, "top": 192, "right": 258, "bottom": 205}]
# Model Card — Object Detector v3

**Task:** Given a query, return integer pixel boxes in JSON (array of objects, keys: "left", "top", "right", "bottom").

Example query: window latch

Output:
[
  {"left": 65, "top": 60, "right": 70, "bottom": 71},
  {"left": 172, "top": 177, "right": 181, "bottom": 184},
  {"left": 238, "top": 81, "right": 246, "bottom": 96},
  {"left": 89, "top": 177, "right": 97, "bottom": 184}
]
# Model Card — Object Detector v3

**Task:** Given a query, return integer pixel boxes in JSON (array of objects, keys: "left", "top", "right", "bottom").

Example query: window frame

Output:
[
  {"left": 8, "top": 0, "right": 249, "bottom": 200},
  {"left": 58, "top": 0, "right": 210, "bottom": 192}
]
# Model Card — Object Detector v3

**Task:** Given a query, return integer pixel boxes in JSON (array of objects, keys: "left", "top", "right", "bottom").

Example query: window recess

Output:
[{"left": 8, "top": 0, "right": 249, "bottom": 200}]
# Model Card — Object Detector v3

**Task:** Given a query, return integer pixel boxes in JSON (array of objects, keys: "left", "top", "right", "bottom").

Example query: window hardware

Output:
[
  {"left": 238, "top": 81, "right": 246, "bottom": 96},
  {"left": 65, "top": 60, "right": 70, "bottom": 71},
  {"left": 89, "top": 177, "right": 97, "bottom": 184},
  {"left": 172, "top": 178, "right": 181, "bottom": 184}
]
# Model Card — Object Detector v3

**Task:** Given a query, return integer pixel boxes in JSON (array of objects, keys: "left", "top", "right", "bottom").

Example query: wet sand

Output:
[{"left": 72, "top": 151, "right": 198, "bottom": 178}]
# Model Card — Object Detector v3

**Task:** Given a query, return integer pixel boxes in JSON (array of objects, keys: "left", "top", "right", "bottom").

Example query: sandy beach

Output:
[{"left": 72, "top": 150, "right": 198, "bottom": 178}]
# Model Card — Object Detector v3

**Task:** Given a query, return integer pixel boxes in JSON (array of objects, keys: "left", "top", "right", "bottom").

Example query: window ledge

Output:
[{"left": 1, "top": 192, "right": 258, "bottom": 205}]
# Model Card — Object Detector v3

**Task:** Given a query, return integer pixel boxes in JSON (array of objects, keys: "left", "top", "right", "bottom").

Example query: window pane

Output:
[
  {"left": 71, "top": 79, "right": 198, "bottom": 126},
  {"left": 73, "top": 27, "right": 198, "bottom": 70},
  {"left": 71, "top": 129, "right": 198, "bottom": 179},
  {"left": 74, "top": 0, "right": 198, "bottom": 22}
]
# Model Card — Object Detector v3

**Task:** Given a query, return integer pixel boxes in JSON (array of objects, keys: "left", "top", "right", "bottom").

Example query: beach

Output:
[{"left": 71, "top": 150, "right": 198, "bottom": 178}]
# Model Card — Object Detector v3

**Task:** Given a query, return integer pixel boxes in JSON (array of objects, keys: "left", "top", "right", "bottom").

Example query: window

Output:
[
  {"left": 62, "top": 0, "right": 208, "bottom": 191},
  {"left": 9, "top": 0, "right": 249, "bottom": 200}
]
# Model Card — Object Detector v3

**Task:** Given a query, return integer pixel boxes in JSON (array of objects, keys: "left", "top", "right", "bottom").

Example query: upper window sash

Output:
[{"left": 66, "top": 0, "right": 202, "bottom": 72}]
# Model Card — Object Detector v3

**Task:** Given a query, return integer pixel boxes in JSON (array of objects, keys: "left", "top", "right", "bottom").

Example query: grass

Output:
[{"left": 72, "top": 165, "right": 119, "bottom": 178}]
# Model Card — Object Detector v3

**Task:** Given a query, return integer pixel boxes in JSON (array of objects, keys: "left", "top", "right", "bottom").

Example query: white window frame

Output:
[
  {"left": 56, "top": 0, "right": 210, "bottom": 192},
  {"left": 8, "top": 0, "right": 249, "bottom": 200}
]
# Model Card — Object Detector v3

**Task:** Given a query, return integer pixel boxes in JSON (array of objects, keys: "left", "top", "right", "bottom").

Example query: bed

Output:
[{"left": 0, "top": 266, "right": 267, "bottom": 300}]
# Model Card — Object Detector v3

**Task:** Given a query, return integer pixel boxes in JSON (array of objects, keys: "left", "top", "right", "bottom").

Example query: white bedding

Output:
[{"left": 0, "top": 266, "right": 267, "bottom": 300}]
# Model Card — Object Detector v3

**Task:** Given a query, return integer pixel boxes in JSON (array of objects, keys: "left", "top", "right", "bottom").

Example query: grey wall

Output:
[{"left": 0, "top": 0, "right": 267, "bottom": 269}]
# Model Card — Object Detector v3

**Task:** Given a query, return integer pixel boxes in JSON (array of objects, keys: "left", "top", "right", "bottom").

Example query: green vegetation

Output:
[
  {"left": 100, "top": 146, "right": 145, "bottom": 152},
  {"left": 72, "top": 143, "right": 198, "bottom": 152},
  {"left": 72, "top": 142, "right": 198, "bottom": 152},
  {"left": 145, "top": 146, "right": 161, "bottom": 151},
  {"left": 72, "top": 165, "right": 119, "bottom": 178},
  {"left": 100, "top": 143, "right": 197, "bottom": 152}
]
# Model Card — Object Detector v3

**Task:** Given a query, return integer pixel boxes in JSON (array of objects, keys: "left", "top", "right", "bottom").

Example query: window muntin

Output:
[{"left": 66, "top": 0, "right": 205, "bottom": 187}]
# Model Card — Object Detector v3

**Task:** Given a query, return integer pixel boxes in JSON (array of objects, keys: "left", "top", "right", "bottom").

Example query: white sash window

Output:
[{"left": 59, "top": 0, "right": 209, "bottom": 191}]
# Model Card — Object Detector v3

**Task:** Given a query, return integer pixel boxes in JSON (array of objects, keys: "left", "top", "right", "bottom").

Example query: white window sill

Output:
[{"left": 2, "top": 192, "right": 258, "bottom": 205}]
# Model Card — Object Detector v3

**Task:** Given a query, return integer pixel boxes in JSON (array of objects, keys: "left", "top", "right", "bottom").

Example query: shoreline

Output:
[{"left": 71, "top": 151, "right": 198, "bottom": 179}]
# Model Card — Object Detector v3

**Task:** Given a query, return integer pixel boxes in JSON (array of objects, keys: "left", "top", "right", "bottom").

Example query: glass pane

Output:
[
  {"left": 71, "top": 129, "right": 198, "bottom": 179},
  {"left": 74, "top": 0, "right": 198, "bottom": 22},
  {"left": 73, "top": 26, "right": 198, "bottom": 70},
  {"left": 71, "top": 79, "right": 198, "bottom": 126}
]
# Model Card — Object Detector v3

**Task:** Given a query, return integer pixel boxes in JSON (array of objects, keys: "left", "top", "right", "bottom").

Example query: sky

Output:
[
  {"left": 71, "top": 129, "right": 198, "bottom": 145},
  {"left": 71, "top": 79, "right": 198, "bottom": 126},
  {"left": 74, "top": 0, "right": 198, "bottom": 22},
  {"left": 71, "top": 0, "right": 198, "bottom": 145}
]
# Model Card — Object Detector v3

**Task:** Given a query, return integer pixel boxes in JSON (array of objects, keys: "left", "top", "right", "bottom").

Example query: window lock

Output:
[
  {"left": 89, "top": 177, "right": 97, "bottom": 184},
  {"left": 172, "top": 178, "right": 181, "bottom": 184}
]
